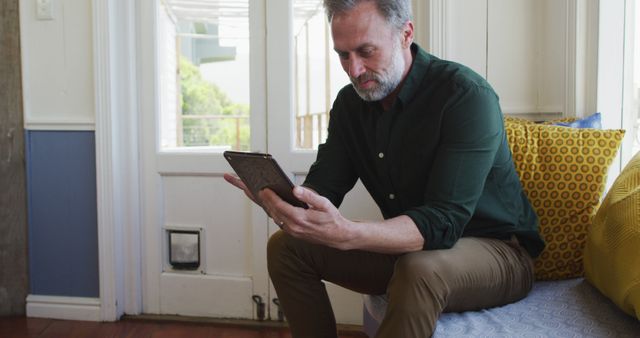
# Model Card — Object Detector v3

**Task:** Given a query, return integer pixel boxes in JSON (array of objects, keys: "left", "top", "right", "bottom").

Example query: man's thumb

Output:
[{"left": 294, "top": 186, "right": 326, "bottom": 210}]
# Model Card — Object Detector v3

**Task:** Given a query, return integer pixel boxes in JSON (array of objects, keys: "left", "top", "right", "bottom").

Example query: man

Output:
[{"left": 225, "top": 0, "right": 545, "bottom": 336}]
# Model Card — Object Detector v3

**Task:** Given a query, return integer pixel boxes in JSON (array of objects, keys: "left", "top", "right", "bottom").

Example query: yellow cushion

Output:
[
  {"left": 504, "top": 120, "right": 625, "bottom": 280},
  {"left": 504, "top": 115, "right": 579, "bottom": 125},
  {"left": 584, "top": 151, "right": 640, "bottom": 319},
  {"left": 504, "top": 116, "right": 537, "bottom": 124}
]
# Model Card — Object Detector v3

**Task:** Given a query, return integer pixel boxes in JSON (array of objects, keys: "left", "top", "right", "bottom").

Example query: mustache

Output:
[{"left": 351, "top": 72, "right": 380, "bottom": 85}]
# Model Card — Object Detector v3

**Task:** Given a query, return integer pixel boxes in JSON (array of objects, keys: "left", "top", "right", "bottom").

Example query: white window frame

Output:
[{"left": 597, "top": 0, "right": 627, "bottom": 186}]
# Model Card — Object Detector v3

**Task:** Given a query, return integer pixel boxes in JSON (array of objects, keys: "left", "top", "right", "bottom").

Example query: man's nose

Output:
[{"left": 347, "top": 57, "right": 365, "bottom": 78}]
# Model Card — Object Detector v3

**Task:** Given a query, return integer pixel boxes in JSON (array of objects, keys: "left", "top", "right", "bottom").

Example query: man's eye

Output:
[
  {"left": 337, "top": 52, "right": 349, "bottom": 60},
  {"left": 360, "top": 49, "right": 374, "bottom": 57}
]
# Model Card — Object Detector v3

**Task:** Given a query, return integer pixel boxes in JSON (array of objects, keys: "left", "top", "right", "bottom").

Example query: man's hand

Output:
[
  {"left": 223, "top": 173, "right": 262, "bottom": 206},
  {"left": 259, "top": 186, "right": 356, "bottom": 250},
  {"left": 225, "top": 174, "right": 425, "bottom": 253},
  {"left": 224, "top": 174, "right": 354, "bottom": 249}
]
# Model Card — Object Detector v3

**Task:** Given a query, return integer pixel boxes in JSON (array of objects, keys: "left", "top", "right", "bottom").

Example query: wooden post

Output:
[{"left": 0, "top": 0, "right": 29, "bottom": 316}]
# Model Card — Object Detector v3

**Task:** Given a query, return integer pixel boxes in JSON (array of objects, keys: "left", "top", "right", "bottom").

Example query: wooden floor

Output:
[{"left": 0, "top": 316, "right": 368, "bottom": 338}]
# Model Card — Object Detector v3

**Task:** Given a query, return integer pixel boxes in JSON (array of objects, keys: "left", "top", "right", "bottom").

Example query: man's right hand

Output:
[
  {"left": 224, "top": 173, "right": 291, "bottom": 227},
  {"left": 223, "top": 173, "right": 261, "bottom": 206}
]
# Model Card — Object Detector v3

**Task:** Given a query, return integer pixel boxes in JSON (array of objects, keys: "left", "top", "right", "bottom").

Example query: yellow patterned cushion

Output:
[
  {"left": 504, "top": 115, "right": 579, "bottom": 125},
  {"left": 584, "top": 151, "right": 640, "bottom": 319},
  {"left": 504, "top": 120, "right": 625, "bottom": 280},
  {"left": 504, "top": 116, "right": 537, "bottom": 125}
]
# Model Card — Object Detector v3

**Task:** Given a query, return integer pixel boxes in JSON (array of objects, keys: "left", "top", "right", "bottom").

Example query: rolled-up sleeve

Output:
[{"left": 402, "top": 85, "right": 504, "bottom": 250}]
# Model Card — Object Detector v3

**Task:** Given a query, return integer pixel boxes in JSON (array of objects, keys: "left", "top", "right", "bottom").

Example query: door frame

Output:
[
  {"left": 93, "top": 0, "right": 143, "bottom": 320},
  {"left": 93, "top": 0, "right": 271, "bottom": 320}
]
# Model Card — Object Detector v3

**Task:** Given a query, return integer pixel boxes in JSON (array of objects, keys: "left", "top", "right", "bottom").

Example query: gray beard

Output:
[{"left": 351, "top": 47, "right": 405, "bottom": 102}]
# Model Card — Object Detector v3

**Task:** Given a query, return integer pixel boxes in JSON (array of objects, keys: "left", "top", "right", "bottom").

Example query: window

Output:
[
  {"left": 159, "top": 0, "right": 250, "bottom": 151},
  {"left": 293, "top": 0, "right": 349, "bottom": 150}
]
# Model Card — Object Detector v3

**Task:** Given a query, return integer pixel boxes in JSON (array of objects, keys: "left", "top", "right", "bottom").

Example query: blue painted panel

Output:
[{"left": 26, "top": 131, "right": 99, "bottom": 298}]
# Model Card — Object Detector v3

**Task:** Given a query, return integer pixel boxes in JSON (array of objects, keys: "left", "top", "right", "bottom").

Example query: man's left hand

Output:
[{"left": 259, "top": 186, "right": 355, "bottom": 250}]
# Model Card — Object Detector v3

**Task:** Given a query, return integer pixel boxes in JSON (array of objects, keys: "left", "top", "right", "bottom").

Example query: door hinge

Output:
[
  {"left": 272, "top": 298, "right": 284, "bottom": 321},
  {"left": 252, "top": 295, "right": 265, "bottom": 321}
]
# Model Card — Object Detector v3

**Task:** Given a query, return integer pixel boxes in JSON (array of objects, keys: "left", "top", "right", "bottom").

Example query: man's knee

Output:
[
  {"left": 267, "top": 231, "right": 289, "bottom": 274},
  {"left": 393, "top": 251, "right": 451, "bottom": 283},
  {"left": 266, "top": 231, "right": 309, "bottom": 279},
  {"left": 267, "top": 230, "right": 286, "bottom": 254},
  {"left": 379, "top": 251, "right": 450, "bottom": 335},
  {"left": 388, "top": 251, "right": 451, "bottom": 306}
]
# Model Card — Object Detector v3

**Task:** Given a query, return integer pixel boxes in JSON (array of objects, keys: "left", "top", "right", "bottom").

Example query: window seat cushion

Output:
[{"left": 363, "top": 278, "right": 640, "bottom": 337}]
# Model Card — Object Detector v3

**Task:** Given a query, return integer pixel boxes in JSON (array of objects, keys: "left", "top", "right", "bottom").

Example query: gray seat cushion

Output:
[{"left": 363, "top": 278, "right": 640, "bottom": 337}]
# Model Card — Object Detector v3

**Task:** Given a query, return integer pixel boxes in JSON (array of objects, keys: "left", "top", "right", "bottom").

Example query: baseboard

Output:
[
  {"left": 26, "top": 294, "right": 101, "bottom": 321},
  {"left": 124, "top": 314, "right": 365, "bottom": 334}
]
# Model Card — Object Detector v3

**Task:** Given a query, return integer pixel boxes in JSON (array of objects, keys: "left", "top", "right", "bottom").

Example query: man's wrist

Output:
[{"left": 339, "top": 219, "right": 361, "bottom": 251}]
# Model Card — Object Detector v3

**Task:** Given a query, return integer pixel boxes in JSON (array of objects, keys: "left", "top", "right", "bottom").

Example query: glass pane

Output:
[
  {"left": 293, "top": 0, "right": 349, "bottom": 150},
  {"left": 159, "top": 0, "right": 250, "bottom": 151}
]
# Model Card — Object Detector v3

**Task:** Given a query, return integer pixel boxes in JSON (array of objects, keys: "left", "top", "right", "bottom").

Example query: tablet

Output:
[{"left": 224, "top": 151, "right": 308, "bottom": 209}]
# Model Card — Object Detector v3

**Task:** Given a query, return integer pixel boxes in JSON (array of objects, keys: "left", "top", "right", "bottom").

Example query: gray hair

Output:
[{"left": 323, "top": 0, "right": 412, "bottom": 31}]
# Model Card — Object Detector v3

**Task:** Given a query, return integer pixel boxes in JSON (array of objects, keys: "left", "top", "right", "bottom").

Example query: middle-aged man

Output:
[{"left": 225, "top": 0, "right": 545, "bottom": 337}]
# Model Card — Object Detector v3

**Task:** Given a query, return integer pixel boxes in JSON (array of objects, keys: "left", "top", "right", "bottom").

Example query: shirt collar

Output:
[
  {"left": 395, "top": 43, "right": 432, "bottom": 108},
  {"left": 363, "top": 43, "right": 433, "bottom": 112}
]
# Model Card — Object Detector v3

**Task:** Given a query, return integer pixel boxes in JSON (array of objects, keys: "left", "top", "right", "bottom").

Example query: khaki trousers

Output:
[{"left": 267, "top": 231, "right": 534, "bottom": 338}]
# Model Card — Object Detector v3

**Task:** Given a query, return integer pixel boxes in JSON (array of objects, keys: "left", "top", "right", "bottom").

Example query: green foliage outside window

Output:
[{"left": 179, "top": 57, "right": 250, "bottom": 150}]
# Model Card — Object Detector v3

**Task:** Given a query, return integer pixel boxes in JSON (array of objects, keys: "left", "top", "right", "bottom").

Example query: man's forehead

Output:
[{"left": 330, "top": 10, "right": 394, "bottom": 49}]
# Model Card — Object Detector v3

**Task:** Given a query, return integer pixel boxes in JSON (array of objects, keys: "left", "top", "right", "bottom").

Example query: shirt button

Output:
[
  {"left": 389, "top": 194, "right": 395, "bottom": 200},
  {"left": 378, "top": 152, "right": 384, "bottom": 159}
]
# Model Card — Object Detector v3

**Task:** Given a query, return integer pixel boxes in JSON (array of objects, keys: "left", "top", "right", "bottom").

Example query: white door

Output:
[
  {"left": 139, "top": 0, "right": 269, "bottom": 320},
  {"left": 139, "top": 0, "right": 380, "bottom": 324}
]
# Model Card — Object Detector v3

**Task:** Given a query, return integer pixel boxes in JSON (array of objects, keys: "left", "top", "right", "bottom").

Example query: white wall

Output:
[
  {"left": 439, "top": 0, "right": 570, "bottom": 118},
  {"left": 20, "top": 0, "right": 95, "bottom": 130}
]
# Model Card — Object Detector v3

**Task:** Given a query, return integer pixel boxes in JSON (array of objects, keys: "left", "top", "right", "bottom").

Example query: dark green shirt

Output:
[{"left": 303, "top": 44, "right": 545, "bottom": 258}]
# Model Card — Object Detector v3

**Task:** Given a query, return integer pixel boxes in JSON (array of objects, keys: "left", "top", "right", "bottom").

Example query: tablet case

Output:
[{"left": 224, "top": 151, "right": 308, "bottom": 209}]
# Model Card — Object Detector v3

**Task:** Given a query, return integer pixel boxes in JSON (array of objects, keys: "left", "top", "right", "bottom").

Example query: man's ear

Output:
[{"left": 401, "top": 21, "right": 414, "bottom": 48}]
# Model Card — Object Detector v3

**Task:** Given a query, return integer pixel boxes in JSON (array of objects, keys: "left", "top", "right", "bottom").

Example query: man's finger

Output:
[
  {"left": 224, "top": 173, "right": 260, "bottom": 205},
  {"left": 259, "top": 188, "right": 285, "bottom": 206},
  {"left": 224, "top": 173, "right": 246, "bottom": 190},
  {"left": 293, "top": 186, "right": 329, "bottom": 210}
]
